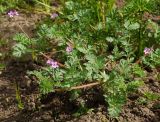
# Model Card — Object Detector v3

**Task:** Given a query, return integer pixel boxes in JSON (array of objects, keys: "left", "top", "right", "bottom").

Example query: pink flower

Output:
[
  {"left": 46, "top": 59, "right": 59, "bottom": 68},
  {"left": 8, "top": 11, "right": 14, "bottom": 17},
  {"left": 66, "top": 46, "right": 73, "bottom": 53},
  {"left": 47, "top": 59, "right": 53, "bottom": 65},
  {"left": 14, "top": 11, "right": 19, "bottom": 16},
  {"left": 51, "top": 13, "right": 58, "bottom": 19},
  {"left": 144, "top": 47, "right": 153, "bottom": 55},
  {"left": 8, "top": 10, "right": 19, "bottom": 17},
  {"left": 51, "top": 61, "right": 59, "bottom": 68}
]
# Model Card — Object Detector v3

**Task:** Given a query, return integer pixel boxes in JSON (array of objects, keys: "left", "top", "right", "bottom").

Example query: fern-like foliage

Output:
[{"left": 13, "top": 0, "right": 160, "bottom": 118}]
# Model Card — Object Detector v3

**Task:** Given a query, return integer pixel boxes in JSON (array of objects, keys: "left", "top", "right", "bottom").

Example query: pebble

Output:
[
  {"left": 41, "top": 113, "right": 52, "bottom": 121},
  {"left": 153, "top": 81, "right": 159, "bottom": 87}
]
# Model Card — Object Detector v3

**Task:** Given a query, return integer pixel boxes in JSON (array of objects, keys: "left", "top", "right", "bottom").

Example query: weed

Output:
[{"left": 7, "top": 0, "right": 160, "bottom": 118}]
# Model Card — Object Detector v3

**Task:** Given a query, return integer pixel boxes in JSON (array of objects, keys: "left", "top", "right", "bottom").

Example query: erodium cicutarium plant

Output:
[{"left": 9, "top": 0, "right": 160, "bottom": 118}]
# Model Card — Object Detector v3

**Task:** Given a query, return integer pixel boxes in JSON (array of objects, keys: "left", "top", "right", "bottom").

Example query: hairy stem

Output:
[{"left": 54, "top": 82, "right": 100, "bottom": 92}]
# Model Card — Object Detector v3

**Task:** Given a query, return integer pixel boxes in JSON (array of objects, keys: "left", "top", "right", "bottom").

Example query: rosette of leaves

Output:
[{"left": 24, "top": 0, "right": 159, "bottom": 118}]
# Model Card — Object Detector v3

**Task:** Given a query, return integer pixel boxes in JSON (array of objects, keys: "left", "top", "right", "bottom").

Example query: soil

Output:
[{"left": 0, "top": 2, "right": 160, "bottom": 122}]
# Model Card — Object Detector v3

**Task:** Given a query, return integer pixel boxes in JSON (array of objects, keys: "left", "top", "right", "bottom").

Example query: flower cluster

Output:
[
  {"left": 66, "top": 45, "right": 73, "bottom": 53},
  {"left": 144, "top": 47, "right": 153, "bottom": 55},
  {"left": 51, "top": 13, "right": 58, "bottom": 19},
  {"left": 46, "top": 59, "right": 59, "bottom": 68},
  {"left": 8, "top": 10, "right": 19, "bottom": 17}
]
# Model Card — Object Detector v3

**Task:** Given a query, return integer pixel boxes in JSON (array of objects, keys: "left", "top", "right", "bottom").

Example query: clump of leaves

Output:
[
  {"left": 137, "top": 92, "right": 160, "bottom": 105},
  {"left": 12, "top": 27, "right": 55, "bottom": 60},
  {"left": 143, "top": 48, "right": 160, "bottom": 68},
  {"left": 144, "top": 92, "right": 160, "bottom": 101},
  {"left": 0, "top": 0, "right": 18, "bottom": 13},
  {"left": 11, "top": 0, "right": 160, "bottom": 118}
]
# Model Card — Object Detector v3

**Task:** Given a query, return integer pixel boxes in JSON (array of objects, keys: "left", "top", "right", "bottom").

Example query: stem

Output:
[
  {"left": 35, "top": 0, "right": 52, "bottom": 9},
  {"left": 138, "top": 24, "right": 142, "bottom": 56},
  {"left": 97, "top": 1, "right": 101, "bottom": 23},
  {"left": 78, "top": 60, "right": 83, "bottom": 71},
  {"left": 54, "top": 82, "right": 100, "bottom": 92},
  {"left": 101, "top": 0, "right": 106, "bottom": 28},
  {"left": 17, "top": 24, "right": 30, "bottom": 39},
  {"left": 138, "top": 11, "right": 144, "bottom": 57},
  {"left": 15, "top": 83, "right": 24, "bottom": 109},
  {"left": 17, "top": 24, "right": 36, "bottom": 60}
]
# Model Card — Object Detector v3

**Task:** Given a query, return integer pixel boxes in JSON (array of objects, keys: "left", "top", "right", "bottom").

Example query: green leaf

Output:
[
  {"left": 13, "top": 33, "right": 31, "bottom": 46},
  {"left": 106, "top": 37, "right": 114, "bottom": 42},
  {"left": 100, "top": 71, "right": 109, "bottom": 82},
  {"left": 124, "top": 20, "right": 140, "bottom": 30},
  {"left": 127, "top": 80, "right": 144, "bottom": 92},
  {"left": 106, "top": 92, "right": 126, "bottom": 117},
  {"left": 12, "top": 43, "right": 27, "bottom": 57},
  {"left": 129, "top": 22, "right": 140, "bottom": 30},
  {"left": 132, "top": 64, "right": 146, "bottom": 77},
  {"left": 0, "top": 63, "right": 6, "bottom": 70},
  {"left": 144, "top": 92, "right": 160, "bottom": 101},
  {"left": 28, "top": 71, "right": 53, "bottom": 94},
  {"left": 65, "top": 1, "right": 75, "bottom": 10},
  {"left": 76, "top": 46, "right": 88, "bottom": 54}
]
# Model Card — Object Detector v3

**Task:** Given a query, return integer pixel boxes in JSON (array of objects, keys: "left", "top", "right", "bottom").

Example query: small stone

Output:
[
  {"left": 41, "top": 113, "right": 52, "bottom": 121},
  {"left": 50, "top": 120, "right": 55, "bottom": 122},
  {"left": 153, "top": 81, "right": 159, "bottom": 87},
  {"left": 119, "top": 116, "right": 124, "bottom": 122}
]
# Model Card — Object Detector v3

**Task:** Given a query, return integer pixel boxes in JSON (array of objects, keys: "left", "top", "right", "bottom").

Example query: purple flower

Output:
[
  {"left": 46, "top": 59, "right": 59, "bottom": 68},
  {"left": 51, "top": 13, "right": 58, "bottom": 19},
  {"left": 8, "top": 11, "right": 14, "bottom": 17},
  {"left": 66, "top": 46, "right": 73, "bottom": 53},
  {"left": 8, "top": 10, "right": 19, "bottom": 17},
  {"left": 14, "top": 11, "right": 19, "bottom": 16},
  {"left": 47, "top": 59, "right": 53, "bottom": 65},
  {"left": 51, "top": 61, "right": 59, "bottom": 68},
  {"left": 144, "top": 47, "right": 153, "bottom": 55}
]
